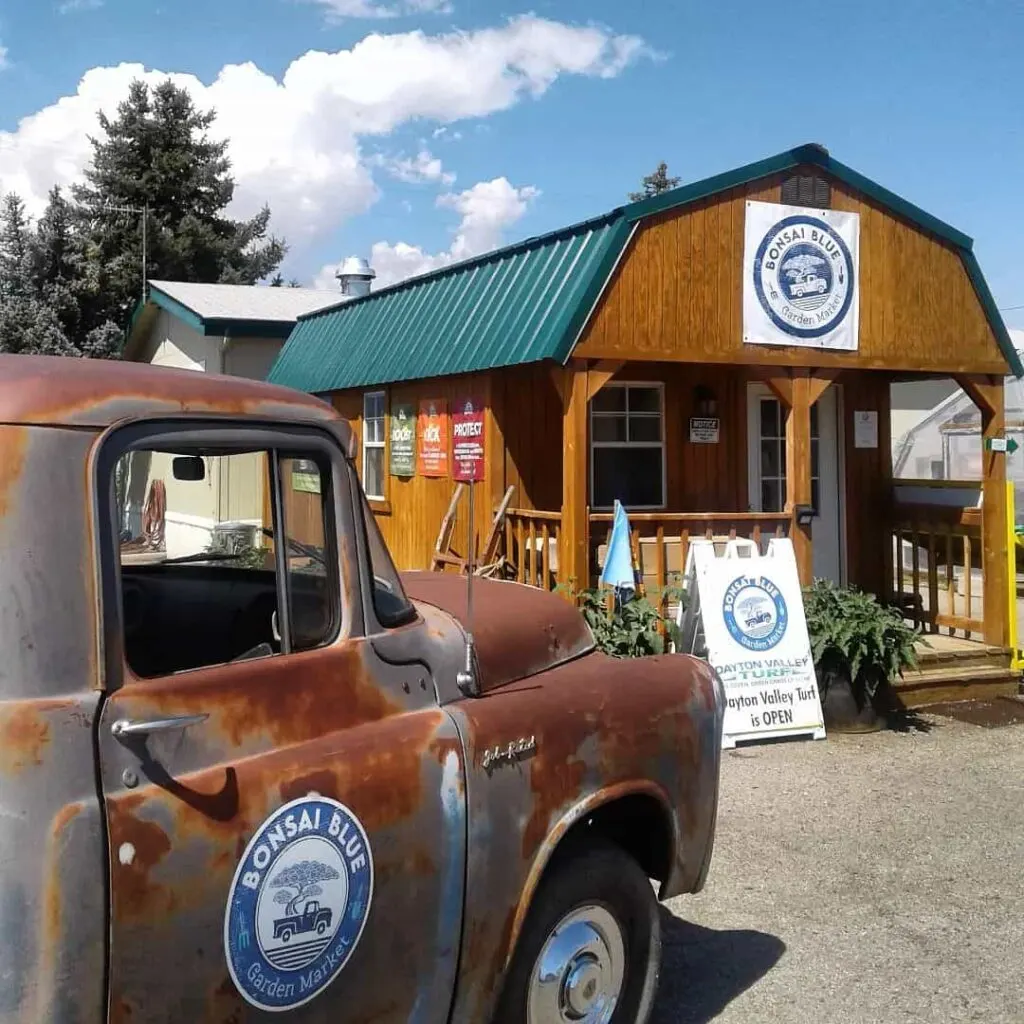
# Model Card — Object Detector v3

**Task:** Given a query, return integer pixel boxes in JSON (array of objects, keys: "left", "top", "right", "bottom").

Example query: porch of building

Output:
[{"left": 492, "top": 359, "right": 1020, "bottom": 706}]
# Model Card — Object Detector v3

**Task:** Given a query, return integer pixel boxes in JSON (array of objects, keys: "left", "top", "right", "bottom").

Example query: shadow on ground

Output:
[{"left": 650, "top": 911, "right": 785, "bottom": 1023}]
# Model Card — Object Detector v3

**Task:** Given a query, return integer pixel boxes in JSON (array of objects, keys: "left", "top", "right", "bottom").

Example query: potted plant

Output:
[{"left": 802, "top": 579, "right": 922, "bottom": 732}]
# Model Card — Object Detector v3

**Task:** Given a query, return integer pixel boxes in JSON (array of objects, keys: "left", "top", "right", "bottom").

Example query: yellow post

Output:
[{"left": 1006, "top": 480, "right": 1021, "bottom": 669}]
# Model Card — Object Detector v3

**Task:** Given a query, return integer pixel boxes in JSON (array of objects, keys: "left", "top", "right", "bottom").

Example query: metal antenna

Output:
[{"left": 456, "top": 480, "right": 478, "bottom": 697}]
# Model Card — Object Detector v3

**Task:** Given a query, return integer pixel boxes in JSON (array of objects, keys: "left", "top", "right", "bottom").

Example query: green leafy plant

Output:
[
  {"left": 559, "top": 582, "right": 686, "bottom": 658},
  {"left": 802, "top": 578, "right": 922, "bottom": 701}
]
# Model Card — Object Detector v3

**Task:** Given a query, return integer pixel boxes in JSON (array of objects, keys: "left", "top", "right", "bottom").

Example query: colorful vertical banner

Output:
[
  {"left": 417, "top": 398, "right": 449, "bottom": 477},
  {"left": 452, "top": 396, "right": 485, "bottom": 482},
  {"left": 389, "top": 403, "right": 416, "bottom": 477}
]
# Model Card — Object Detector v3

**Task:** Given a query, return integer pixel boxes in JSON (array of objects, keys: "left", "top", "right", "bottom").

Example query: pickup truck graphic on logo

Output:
[
  {"left": 790, "top": 273, "right": 827, "bottom": 297},
  {"left": 273, "top": 899, "right": 333, "bottom": 942}
]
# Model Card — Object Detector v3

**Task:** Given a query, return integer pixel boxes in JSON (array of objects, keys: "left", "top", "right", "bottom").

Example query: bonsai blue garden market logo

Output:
[
  {"left": 753, "top": 213, "right": 855, "bottom": 340},
  {"left": 224, "top": 795, "right": 373, "bottom": 1012},
  {"left": 722, "top": 575, "right": 788, "bottom": 652}
]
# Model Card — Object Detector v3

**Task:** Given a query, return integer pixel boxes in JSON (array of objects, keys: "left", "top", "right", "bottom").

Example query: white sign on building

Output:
[
  {"left": 679, "top": 538, "right": 826, "bottom": 749},
  {"left": 742, "top": 199, "right": 860, "bottom": 352}
]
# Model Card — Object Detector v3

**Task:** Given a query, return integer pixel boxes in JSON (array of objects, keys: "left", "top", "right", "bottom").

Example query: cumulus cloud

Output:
[
  {"left": 314, "top": 176, "right": 540, "bottom": 291},
  {"left": 0, "top": 42, "right": 8, "bottom": 71},
  {"left": 0, "top": 15, "right": 648, "bottom": 247},
  {"left": 305, "top": 0, "right": 452, "bottom": 20},
  {"left": 374, "top": 147, "right": 455, "bottom": 185}
]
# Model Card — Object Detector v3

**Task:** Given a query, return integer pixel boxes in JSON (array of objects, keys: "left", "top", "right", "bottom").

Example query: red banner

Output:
[
  {"left": 452, "top": 396, "right": 485, "bottom": 482},
  {"left": 417, "top": 398, "right": 449, "bottom": 477}
]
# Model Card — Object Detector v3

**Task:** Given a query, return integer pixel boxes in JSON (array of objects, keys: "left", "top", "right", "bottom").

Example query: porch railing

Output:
[
  {"left": 504, "top": 508, "right": 561, "bottom": 590},
  {"left": 890, "top": 489, "right": 984, "bottom": 639},
  {"left": 589, "top": 511, "right": 792, "bottom": 617}
]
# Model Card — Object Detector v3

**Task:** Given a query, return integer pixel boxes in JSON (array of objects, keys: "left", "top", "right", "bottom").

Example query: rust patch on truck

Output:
[
  {"left": 0, "top": 425, "right": 27, "bottom": 520},
  {"left": 107, "top": 800, "right": 175, "bottom": 922},
  {"left": 0, "top": 701, "right": 59, "bottom": 774}
]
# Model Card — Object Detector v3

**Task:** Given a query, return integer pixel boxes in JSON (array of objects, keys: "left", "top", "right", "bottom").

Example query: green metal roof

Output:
[
  {"left": 269, "top": 143, "right": 1022, "bottom": 390},
  {"left": 269, "top": 212, "right": 630, "bottom": 392}
]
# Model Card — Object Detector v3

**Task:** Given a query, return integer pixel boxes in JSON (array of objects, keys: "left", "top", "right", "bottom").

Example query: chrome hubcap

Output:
[{"left": 527, "top": 905, "right": 625, "bottom": 1024}]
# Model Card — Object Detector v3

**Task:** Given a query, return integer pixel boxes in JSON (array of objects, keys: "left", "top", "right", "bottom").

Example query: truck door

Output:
[{"left": 93, "top": 421, "right": 467, "bottom": 1023}]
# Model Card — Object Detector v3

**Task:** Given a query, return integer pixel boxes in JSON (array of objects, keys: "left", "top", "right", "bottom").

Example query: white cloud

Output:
[
  {"left": 358, "top": 176, "right": 540, "bottom": 288},
  {"left": 375, "top": 147, "right": 455, "bottom": 185},
  {"left": 0, "top": 16, "right": 647, "bottom": 258},
  {"left": 0, "top": 43, "right": 8, "bottom": 71},
  {"left": 306, "top": 0, "right": 452, "bottom": 20},
  {"left": 58, "top": 0, "right": 104, "bottom": 13}
]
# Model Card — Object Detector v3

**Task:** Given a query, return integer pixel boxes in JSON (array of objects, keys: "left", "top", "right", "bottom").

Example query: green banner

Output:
[{"left": 390, "top": 403, "right": 416, "bottom": 477}]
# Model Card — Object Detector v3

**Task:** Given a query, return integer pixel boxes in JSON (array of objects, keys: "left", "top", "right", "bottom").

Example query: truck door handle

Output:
[{"left": 111, "top": 713, "right": 209, "bottom": 739}]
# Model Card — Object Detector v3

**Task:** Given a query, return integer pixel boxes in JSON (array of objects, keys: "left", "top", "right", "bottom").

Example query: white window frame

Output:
[
  {"left": 362, "top": 390, "right": 387, "bottom": 501},
  {"left": 589, "top": 381, "right": 667, "bottom": 510}
]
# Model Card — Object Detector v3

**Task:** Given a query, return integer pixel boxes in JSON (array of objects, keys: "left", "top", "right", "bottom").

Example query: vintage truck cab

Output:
[{"left": 0, "top": 355, "right": 724, "bottom": 1024}]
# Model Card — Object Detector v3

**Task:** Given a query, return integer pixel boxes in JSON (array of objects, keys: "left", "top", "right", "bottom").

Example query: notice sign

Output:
[
  {"left": 853, "top": 410, "right": 879, "bottom": 449},
  {"left": 452, "top": 396, "right": 485, "bottom": 482},
  {"left": 390, "top": 403, "right": 416, "bottom": 477},
  {"left": 743, "top": 199, "right": 860, "bottom": 352},
  {"left": 694, "top": 539, "right": 825, "bottom": 748},
  {"left": 689, "top": 417, "right": 720, "bottom": 444},
  {"left": 417, "top": 399, "right": 449, "bottom": 477}
]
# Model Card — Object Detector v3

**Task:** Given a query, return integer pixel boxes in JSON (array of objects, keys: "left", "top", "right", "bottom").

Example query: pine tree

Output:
[
  {"left": 628, "top": 161, "right": 681, "bottom": 202},
  {"left": 0, "top": 193, "right": 33, "bottom": 299},
  {"left": 73, "top": 78, "right": 287, "bottom": 334}
]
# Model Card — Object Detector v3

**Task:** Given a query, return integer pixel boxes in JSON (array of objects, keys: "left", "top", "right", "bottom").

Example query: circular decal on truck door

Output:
[{"left": 224, "top": 795, "right": 374, "bottom": 1012}]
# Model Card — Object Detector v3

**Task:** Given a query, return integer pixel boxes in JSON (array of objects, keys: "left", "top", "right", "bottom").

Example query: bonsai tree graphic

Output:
[
  {"left": 270, "top": 860, "right": 341, "bottom": 917},
  {"left": 782, "top": 253, "right": 826, "bottom": 283}
]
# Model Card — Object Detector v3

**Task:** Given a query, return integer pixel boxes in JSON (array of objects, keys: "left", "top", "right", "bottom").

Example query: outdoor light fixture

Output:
[
  {"left": 794, "top": 504, "right": 815, "bottom": 526},
  {"left": 693, "top": 384, "right": 718, "bottom": 418}
]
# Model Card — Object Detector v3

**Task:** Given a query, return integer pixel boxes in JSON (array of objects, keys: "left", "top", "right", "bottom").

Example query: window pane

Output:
[
  {"left": 629, "top": 415, "right": 662, "bottom": 443},
  {"left": 367, "top": 418, "right": 384, "bottom": 444},
  {"left": 592, "top": 387, "right": 626, "bottom": 413},
  {"left": 364, "top": 447, "right": 385, "bottom": 499},
  {"left": 358, "top": 486, "right": 416, "bottom": 628},
  {"left": 593, "top": 447, "right": 663, "bottom": 508},
  {"left": 281, "top": 456, "right": 334, "bottom": 653},
  {"left": 628, "top": 387, "right": 661, "bottom": 414},
  {"left": 761, "top": 478, "right": 782, "bottom": 512},
  {"left": 761, "top": 439, "right": 780, "bottom": 478},
  {"left": 364, "top": 392, "right": 384, "bottom": 420},
  {"left": 592, "top": 415, "right": 627, "bottom": 443},
  {"left": 760, "top": 399, "right": 780, "bottom": 438}
]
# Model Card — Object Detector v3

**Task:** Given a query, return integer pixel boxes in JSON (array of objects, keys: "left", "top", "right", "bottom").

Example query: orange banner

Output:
[{"left": 417, "top": 398, "right": 449, "bottom": 477}]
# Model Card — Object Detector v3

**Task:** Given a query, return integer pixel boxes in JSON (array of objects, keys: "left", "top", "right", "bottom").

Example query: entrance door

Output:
[
  {"left": 95, "top": 422, "right": 466, "bottom": 1022},
  {"left": 747, "top": 383, "right": 844, "bottom": 582}
]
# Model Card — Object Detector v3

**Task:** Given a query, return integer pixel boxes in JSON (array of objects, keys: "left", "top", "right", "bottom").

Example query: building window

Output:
[
  {"left": 590, "top": 383, "right": 665, "bottom": 509},
  {"left": 362, "top": 390, "right": 386, "bottom": 500}
]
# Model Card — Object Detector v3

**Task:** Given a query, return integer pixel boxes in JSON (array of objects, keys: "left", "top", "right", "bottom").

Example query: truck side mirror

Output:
[{"left": 173, "top": 456, "right": 206, "bottom": 482}]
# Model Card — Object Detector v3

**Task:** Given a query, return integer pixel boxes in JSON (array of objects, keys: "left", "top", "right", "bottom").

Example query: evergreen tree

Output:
[
  {"left": 73, "top": 78, "right": 287, "bottom": 333},
  {"left": 628, "top": 161, "right": 681, "bottom": 202},
  {"left": 0, "top": 193, "right": 33, "bottom": 299}
]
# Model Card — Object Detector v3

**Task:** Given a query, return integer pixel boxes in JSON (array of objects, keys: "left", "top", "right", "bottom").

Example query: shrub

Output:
[{"left": 559, "top": 583, "right": 685, "bottom": 658}]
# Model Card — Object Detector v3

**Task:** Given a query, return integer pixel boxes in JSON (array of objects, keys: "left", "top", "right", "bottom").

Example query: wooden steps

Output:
[{"left": 893, "top": 635, "right": 1021, "bottom": 708}]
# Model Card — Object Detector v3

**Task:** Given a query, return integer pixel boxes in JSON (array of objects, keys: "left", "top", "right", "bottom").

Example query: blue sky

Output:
[{"left": 0, "top": 0, "right": 1021, "bottom": 326}]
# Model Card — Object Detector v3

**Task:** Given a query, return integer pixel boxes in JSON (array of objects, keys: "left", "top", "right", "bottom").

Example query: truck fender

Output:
[{"left": 503, "top": 779, "right": 679, "bottom": 972}]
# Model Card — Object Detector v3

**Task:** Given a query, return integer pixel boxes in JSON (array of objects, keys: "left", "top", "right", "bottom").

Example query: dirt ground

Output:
[{"left": 654, "top": 706, "right": 1024, "bottom": 1023}]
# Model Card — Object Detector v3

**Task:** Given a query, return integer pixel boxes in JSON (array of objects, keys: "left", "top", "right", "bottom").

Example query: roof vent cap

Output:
[{"left": 336, "top": 256, "right": 376, "bottom": 298}]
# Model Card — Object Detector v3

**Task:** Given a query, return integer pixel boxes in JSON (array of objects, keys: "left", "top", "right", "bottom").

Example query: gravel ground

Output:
[{"left": 653, "top": 714, "right": 1024, "bottom": 1023}]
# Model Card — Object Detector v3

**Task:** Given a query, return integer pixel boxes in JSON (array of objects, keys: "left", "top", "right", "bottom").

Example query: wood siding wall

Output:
[
  {"left": 576, "top": 169, "right": 1008, "bottom": 375},
  {"left": 331, "top": 364, "right": 563, "bottom": 572}
]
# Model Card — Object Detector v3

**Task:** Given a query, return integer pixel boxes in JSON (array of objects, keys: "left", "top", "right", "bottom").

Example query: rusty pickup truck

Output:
[{"left": 0, "top": 355, "right": 724, "bottom": 1024}]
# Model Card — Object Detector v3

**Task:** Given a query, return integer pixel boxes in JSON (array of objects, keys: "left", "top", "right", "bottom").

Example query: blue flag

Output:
[{"left": 600, "top": 499, "right": 636, "bottom": 594}]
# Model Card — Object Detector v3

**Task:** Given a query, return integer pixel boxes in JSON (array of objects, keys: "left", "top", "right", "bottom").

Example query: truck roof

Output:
[{"left": 0, "top": 354, "right": 344, "bottom": 433}]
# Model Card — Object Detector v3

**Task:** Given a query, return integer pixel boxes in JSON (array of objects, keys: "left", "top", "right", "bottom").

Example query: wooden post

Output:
[
  {"left": 559, "top": 362, "right": 590, "bottom": 596},
  {"left": 785, "top": 371, "right": 814, "bottom": 586},
  {"left": 957, "top": 374, "right": 1010, "bottom": 647}
]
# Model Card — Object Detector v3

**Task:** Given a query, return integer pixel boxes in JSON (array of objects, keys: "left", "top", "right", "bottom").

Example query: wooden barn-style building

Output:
[{"left": 269, "top": 143, "right": 1023, "bottom": 702}]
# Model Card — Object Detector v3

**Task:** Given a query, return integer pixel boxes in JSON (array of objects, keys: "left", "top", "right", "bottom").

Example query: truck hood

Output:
[{"left": 400, "top": 571, "right": 595, "bottom": 692}]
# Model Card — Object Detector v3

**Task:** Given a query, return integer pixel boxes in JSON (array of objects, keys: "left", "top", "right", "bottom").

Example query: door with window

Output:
[
  {"left": 747, "top": 383, "right": 844, "bottom": 582},
  {"left": 96, "top": 421, "right": 466, "bottom": 1022}
]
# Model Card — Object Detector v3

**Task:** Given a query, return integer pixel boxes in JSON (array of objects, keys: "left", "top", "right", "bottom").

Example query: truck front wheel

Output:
[{"left": 494, "top": 840, "right": 661, "bottom": 1024}]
